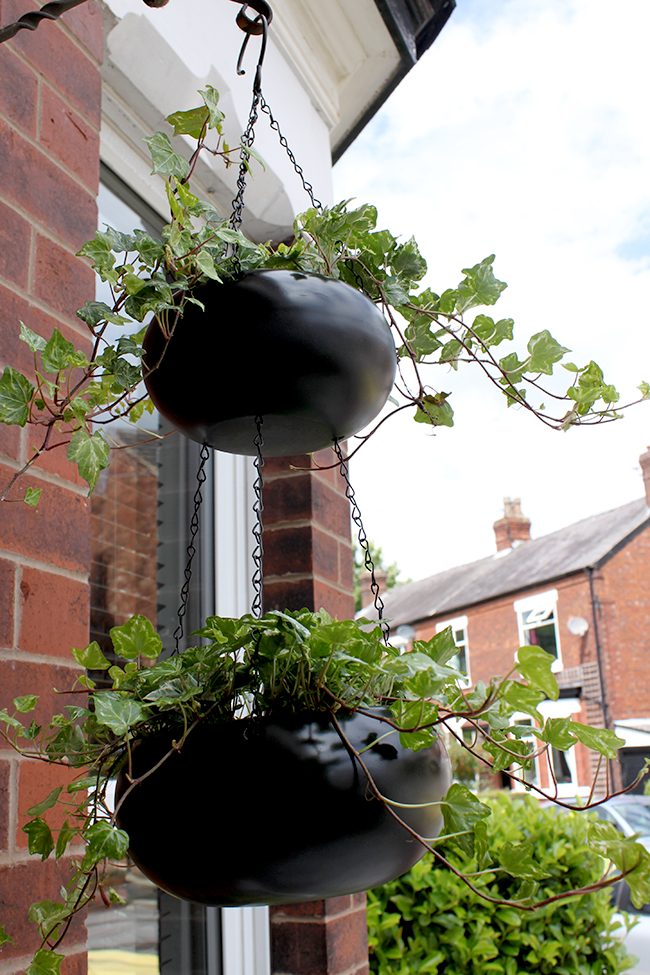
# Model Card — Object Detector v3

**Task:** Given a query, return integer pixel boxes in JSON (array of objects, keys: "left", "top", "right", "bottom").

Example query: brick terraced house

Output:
[
  {"left": 0, "top": 2, "right": 454, "bottom": 975},
  {"left": 372, "top": 449, "right": 650, "bottom": 800}
]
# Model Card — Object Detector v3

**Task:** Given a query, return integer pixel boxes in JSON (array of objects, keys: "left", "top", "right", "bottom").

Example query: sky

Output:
[{"left": 332, "top": 0, "right": 650, "bottom": 583}]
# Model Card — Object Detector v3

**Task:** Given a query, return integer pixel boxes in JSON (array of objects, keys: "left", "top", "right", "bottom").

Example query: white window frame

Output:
[
  {"left": 436, "top": 615, "right": 470, "bottom": 685},
  {"left": 514, "top": 589, "right": 563, "bottom": 673}
]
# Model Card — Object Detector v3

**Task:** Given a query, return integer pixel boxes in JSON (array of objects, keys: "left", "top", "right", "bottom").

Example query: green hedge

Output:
[{"left": 368, "top": 794, "right": 635, "bottom": 975}]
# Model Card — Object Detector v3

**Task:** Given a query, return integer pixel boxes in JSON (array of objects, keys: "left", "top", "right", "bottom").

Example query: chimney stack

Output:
[
  {"left": 639, "top": 447, "right": 650, "bottom": 507},
  {"left": 493, "top": 497, "right": 531, "bottom": 552}
]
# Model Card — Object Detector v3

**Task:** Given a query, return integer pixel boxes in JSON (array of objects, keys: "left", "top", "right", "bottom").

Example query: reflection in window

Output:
[
  {"left": 87, "top": 863, "right": 159, "bottom": 975},
  {"left": 521, "top": 605, "right": 559, "bottom": 659}
]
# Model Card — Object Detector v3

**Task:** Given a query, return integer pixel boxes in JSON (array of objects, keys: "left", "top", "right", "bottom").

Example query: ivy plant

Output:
[
  {"left": 0, "top": 87, "right": 649, "bottom": 975},
  {"left": 1, "top": 611, "right": 649, "bottom": 974},
  {"left": 0, "top": 86, "right": 647, "bottom": 503}
]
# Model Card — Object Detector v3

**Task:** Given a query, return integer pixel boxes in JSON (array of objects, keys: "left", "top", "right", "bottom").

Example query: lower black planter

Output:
[
  {"left": 143, "top": 270, "right": 397, "bottom": 457},
  {"left": 115, "top": 709, "right": 451, "bottom": 906}
]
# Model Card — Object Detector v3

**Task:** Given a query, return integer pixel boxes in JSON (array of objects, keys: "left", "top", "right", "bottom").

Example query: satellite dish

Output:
[
  {"left": 396, "top": 625, "right": 416, "bottom": 640},
  {"left": 567, "top": 616, "right": 589, "bottom": 636}
]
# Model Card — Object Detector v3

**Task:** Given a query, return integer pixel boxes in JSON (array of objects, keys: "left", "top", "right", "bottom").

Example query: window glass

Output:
[
  {"left": 87, "top": 169, "right": 164, "bottom": 975},
  {"left": 521, "top": 608, "right": 558, "bottom": 658}
]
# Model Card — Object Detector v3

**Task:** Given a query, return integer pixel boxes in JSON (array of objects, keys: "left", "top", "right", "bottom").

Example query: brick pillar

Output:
[
  {"left": 0, "top": 4, "right": 103, "bottom": 973},
  {"left": 262, "top": 451, "right": 369, "bottom": 975}
]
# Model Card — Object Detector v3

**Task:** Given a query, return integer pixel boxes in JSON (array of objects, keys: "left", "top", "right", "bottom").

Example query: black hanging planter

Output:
[
  {"left": 143, "top": 270, "right": 397, "bottom": 457},
  {"left": 115, "top": 709, "right": 451, "bottom": 906}
]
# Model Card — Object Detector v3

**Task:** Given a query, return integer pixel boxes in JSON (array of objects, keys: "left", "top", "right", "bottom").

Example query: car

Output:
[{"left": 589, "top": 794, "right": 650, "bottom": 840}]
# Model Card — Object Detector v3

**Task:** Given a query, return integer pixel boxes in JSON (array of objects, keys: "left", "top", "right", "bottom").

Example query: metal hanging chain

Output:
[
  {"left": 230, "top": 2, "right": 322, "bottom": 238},
  {"left": 173, "top": 443, "right": 211, "bottom": 654},
  {"left": 251, "top": 417, "right": 265, "bottom": 619},
  {"left": 0, "top": 0, "right": 166, "bottom": 45},
  {"left": 259, "top": 95, "right": 322, "bottom": 211},
  {"left": 332, "top": 440, "right": 390, "bottom": 645}
]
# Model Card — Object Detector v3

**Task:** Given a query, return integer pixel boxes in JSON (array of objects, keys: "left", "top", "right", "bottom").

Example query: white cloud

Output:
[{"left": 333, "top": 0, "right": 650, "bottom": 581}]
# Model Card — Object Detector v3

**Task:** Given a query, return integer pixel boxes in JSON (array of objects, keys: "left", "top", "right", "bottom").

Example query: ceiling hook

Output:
[
  {"left": 236, "top": 7, "right": 268, "bottom": 91},
  {"left": 231, "top": 0, "right": 273, "bottom": 33}
]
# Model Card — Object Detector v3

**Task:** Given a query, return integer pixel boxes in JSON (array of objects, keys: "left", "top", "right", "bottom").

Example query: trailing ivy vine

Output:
[{"left": 0, "top": 86, "right": 647, "bottom": 502}]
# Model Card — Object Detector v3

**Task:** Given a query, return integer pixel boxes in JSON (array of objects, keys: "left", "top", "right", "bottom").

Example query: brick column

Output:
[
  {"left": 0, "top": 3, "right": 103, "bottom": 973},
  {"left": 262, "top": 451, "right": 369, "bottom": 975}
]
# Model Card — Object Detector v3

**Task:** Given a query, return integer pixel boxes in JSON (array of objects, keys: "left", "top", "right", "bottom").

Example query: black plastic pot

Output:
[
  {"left": 115, "top": 709, "right": 451, "bottom": 906},
  {"left": 143, "top": 270, "right": 397, "bottom": 457}
]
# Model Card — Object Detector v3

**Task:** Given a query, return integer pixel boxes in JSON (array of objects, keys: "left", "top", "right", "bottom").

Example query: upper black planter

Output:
[
  {"left": 143, "top": 270, "right": 397, "bottom": 456},
  {"left": 115, "top": 709, "right": 452, "bottom": 906}
]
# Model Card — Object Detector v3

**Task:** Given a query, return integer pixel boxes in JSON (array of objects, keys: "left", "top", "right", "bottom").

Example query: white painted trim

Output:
[
  {"left": 513, "top": 589, "right": 563, "bottom": 673},
  {"left": 513, "top": 589, "right": 559, "bottom": 614},
  {"left": 213, "top": 452, "right": 257, "bottom": 617},
  {"left": 222, "top": 907, "right": 271, "bottom": 975}
]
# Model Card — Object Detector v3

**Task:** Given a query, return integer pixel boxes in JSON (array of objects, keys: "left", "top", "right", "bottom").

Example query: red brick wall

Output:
[
  {"left": 262, "top": 452, "right": 368, "bottom": 975},
  {"left": 0, "top": 4, "right": 102, "bottom": 972}
]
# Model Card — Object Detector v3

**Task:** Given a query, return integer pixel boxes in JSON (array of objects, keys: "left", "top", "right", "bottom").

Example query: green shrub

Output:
[{"left": 368, "top": 794, "right": 635, "bottom": 975}]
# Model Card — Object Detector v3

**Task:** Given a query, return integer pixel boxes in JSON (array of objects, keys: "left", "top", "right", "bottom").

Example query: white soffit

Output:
[{"left": 269, "top": 0, "right": 401, "bottom": 149}]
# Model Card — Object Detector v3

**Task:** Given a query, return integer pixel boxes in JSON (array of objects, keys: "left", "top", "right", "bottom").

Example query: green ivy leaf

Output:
[
  {"left": 414, "top": 393, "right": 454, "bottom": 427},
  {"left": 200, "top": 85, "right": 224, "bottom": 131},
  {"left": 587, "top": 821, "right": 650, "bottom": 909},
  {"left": 638, "top": 381, "right": 650, "bottom": 399},
  {"left": 414, "top": 627, "right": 458, "bottom": 666},
  {"left": 82, "top": 821, "right": 130, "bottom": 869},
  {"left": 14, "top": 695, "right": 38, "bottom": 713},
  {"left": 92, "top": 692, "right": 148, "bottom": 735},
  {"left": 71, "top": 641, "right": 111, "bottom": 671},
  {"left": 441, "top": 783, "right": 491, "bottom": 855},
  {"left": 26, "top": 787, "right": 62, "bottom": 817},
  {"left": 568, "top": 722, "right": 625, "bottom": 759},
  {"left": 144, "top": 132, "right": 189, "bottom": 180},
  {"left": 516, "top": 645, "right": 559, "bottom": 700},
  {"left": 0, "top": 367, "right": 34, "bottom": 425},
  {"left": 499, "top": 841, "right": 548, "bottom": 880},
  {"left": 28, "top": 899, "right": 69, "bottom": 935},
  {"left": 23, "top": 487, "right": 42, "bottom": 507},
  {"left": 110, "top": 614, "right": 163, "bottom": 660},
  {"left": 502, "top": 682, "right": 545, "bottom": 723},
  {"left": 19, "top": 322, "right": 47, "bottom": 353},
  {"left": 41, "top": 329, "right": 75, "bottom": 374},
  {"left": 26, "top": 948, "right": 64, "bottom": 975},
  {"left": 542, "top": 716, "right": 578, "bottom": 751},
  {"left": 456, "top": 255, "right": 507, "bottom": 313},
  {"left": 0, "top": 925, "right": 14, "bottom": 947},
  {"left": 55, "top": 820, "right": 76, "bottom": 860},
  {"left": 67, "top": 430, "right": 110, "bottom": 493},
  {"left": 526, "top": 330, "right": 571, "bottom": 376},
  {"left": 472, "top": 314, "right": 514, "bottom": 348},
  {"left": 76, "top": 301, "right": 130, "bottom": 330},
  {"left": 22, "top": 818, "right": 54, "bottom": 860},
  {"left": 195, "top": 249, "right": 222, "bottom": 281},
  {"left": 166, "top": 105, "right": 210, "bottom": 139}
]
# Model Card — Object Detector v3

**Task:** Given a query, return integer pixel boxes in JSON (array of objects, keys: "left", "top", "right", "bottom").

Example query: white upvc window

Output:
[
  {"left": 514, "top": 589, "right": 563, "bottom": 673},
  {"left": 436, "top": 615, "right": 470, "bottom": 685}
]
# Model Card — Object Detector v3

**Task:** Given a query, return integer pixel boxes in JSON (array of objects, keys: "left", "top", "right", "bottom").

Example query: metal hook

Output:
[
  {"left": 231, "top": 1, "right": 273, "bottom": 32},
  {"left": 236, "top": 10, "right": 268, "bottom": 91}
]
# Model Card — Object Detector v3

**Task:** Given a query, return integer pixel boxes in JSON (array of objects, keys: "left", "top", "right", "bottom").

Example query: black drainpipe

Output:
[
  {"left": 586, "top": 566, "right": 619, "bottom": 790},
  {"left": 585, "top": 566, "right": 611, "bottom": 728}
]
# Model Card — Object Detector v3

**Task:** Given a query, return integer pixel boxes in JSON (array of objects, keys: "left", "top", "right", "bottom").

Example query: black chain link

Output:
[
  {"left": 173, "top": 443, "right": 211, "bottom": 654},
  {"left": 260, "top": 96, "right": 323, "bottom": 211},
  {"left": 251, "top": 417, "right": 265, "bottom": 619},
  {"left": 332, "top": 440, "right": 390, "bottom": 644}
]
